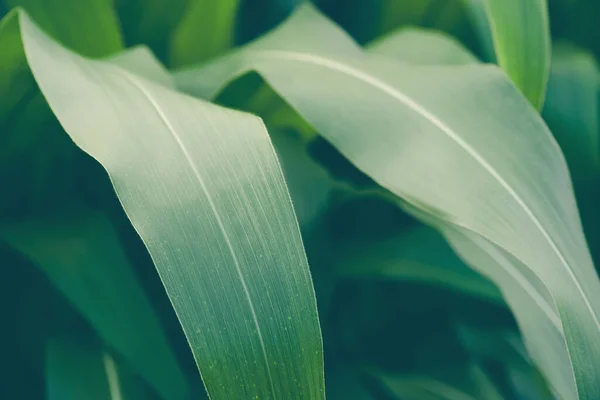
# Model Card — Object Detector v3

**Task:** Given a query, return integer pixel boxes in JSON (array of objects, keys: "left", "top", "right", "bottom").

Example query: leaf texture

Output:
[
  {"left": 20, "top": 11, "right": 324, "bottom": 400},
  {"left": 175, "top": 5, "right": 600, "bottom": 398}
]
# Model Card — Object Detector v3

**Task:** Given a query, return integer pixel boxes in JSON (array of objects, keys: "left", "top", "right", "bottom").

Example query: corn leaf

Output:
[
  {"left": 6, "top": 0, "right": 123, "bottom": 57},
  {"left": 20, "top": 11, "right": 324, "bottom": 400},
  {"left": 1, "top": 213, "right": 189, "bottom": 400},
  {"left": 474, "top": 0, "right": 551, "bottom": 109},
  {"left": 170, "top": 0, "right": 240, "bottom": 67},
  {"left": 175, "top": 5, "right": 600, "bottom": 398}
]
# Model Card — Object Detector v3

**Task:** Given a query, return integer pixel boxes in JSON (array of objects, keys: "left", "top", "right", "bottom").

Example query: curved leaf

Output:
[
  {"left": 175, "top": 5, "right": 600, "bottom": 398},
  {"left": 20, "top": 11, "right": 324, "bottom": 400}
]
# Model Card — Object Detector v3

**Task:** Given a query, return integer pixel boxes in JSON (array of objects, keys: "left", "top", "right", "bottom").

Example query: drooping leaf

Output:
[
  {"left": 175, "top": 5, "right": 600, "bottom": 399},
  {"left": 1, "top": 212, "right": 189, "bottom": 400},
  {"left": 472, "top": 0, "right": 551, "bottom": 109},
  {"left": 7, "top": 0, "right": 123, "bottom": 57},
  {"left": 20, "top": 11, "right": 324, "bottom": 400},
  {"left": 368, "top": 27, "right": 477, "bottom": 65},
  {"left": 170, "top": 0, "right": 240, "bottom": 67},
  {"left": 334, "top": 225, "right": 502, "bottom": 303}
]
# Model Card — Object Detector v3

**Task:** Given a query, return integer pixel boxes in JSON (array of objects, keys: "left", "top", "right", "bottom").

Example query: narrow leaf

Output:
[
  {"left": 175, "top": 5, "right": 600, "bottom": 398},
  {"left": 477, "top": 0, "right": 551, "bottom": 109},
  {"left": 20, "top": 11, "right": 324, "bottom": 400}
]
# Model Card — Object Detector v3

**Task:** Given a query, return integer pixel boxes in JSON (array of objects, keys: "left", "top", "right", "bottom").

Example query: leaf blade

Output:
[
  {"left": 20, "top": 11, "right": 325, "bottom": 400},
  {"left": 175, "top": 5, "right": 600, "bottom": 398}
]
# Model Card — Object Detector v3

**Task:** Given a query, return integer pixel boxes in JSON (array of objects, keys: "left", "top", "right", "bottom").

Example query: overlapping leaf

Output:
[
  {"left": 20, "top": 11, "right": 324, "bottom": 400},
  {"left": 176, "top": 5, "right": 600, "bottom": 398}
]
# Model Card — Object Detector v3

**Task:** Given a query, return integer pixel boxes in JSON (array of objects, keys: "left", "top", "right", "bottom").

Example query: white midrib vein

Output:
[
  {"left": 256, "top": 49, "right": 600, "bottom": 332},
  {"left": 118, "top": 71, "right": 277, "bottom": 397}
]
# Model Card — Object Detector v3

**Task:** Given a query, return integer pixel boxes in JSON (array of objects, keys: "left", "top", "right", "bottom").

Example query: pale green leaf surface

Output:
[
  {"left": 175, "top": 5, "right": 600, "bottom": 398},
  {"left": 108, "top": 45, "right": 174, "bottom": 88},
  {"left": 368, "top": 27, "right": 477, "bottom": 65},
  {"left": 7, "top": 0, "right": 123, "bottom": 57},
  {"left": 479, "top": 0, "right": 551, "bottom": 109},
  {"left": 370, "top": 23, "right": 575, "bottom": 397},
  {"left": 543, "top": 44, "right": 599, "bottom": 181},
  {"left": 170, "top": 0, "right": 240, "bottom": 67},
  {"left": 334, "top": 225, "right": 502, "bottom": 303},
  {"left": 1, "top": 213, "right": 189, "bottom": 400},
  {"left": 20, "top": 12, "right": 324, "bottom": 400}
]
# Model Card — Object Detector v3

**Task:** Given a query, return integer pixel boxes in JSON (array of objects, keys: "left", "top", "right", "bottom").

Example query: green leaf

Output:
[
  {"left": 170, "top": 0, "right": 240, "bottom": 67},
  {"left": 477, "top": 0, "right": 551, "bottom": 109},
  {"left": 7, "top": 0, "right": 123, "bottom": 57},
  {"left": 175, "top": 5, "right": 600, "bottom": 399},
  {"left": 2, "top": 212, "right": 189, "bottom": 400},
  {"left": 368, "top": 27, "right": 477, "bottom": 65},
  {"left": 543, "top": 43, "right": 599, "bottom": 181},
  {"left": 334, "top": 225, "right": 502, "bottom": 303},
  {"left": 20, "top": 11, "right": 324, "bottom": 400}
]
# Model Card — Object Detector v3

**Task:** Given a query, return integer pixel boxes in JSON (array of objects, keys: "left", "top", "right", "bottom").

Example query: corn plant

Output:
[{"left": 1, "top": 0, "right": 599, "bottom": 399}]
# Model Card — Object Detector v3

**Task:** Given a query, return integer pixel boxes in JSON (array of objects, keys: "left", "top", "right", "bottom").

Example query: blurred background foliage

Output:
[{"left": 1, "top": 0, "right": 599, "bottom": 399}]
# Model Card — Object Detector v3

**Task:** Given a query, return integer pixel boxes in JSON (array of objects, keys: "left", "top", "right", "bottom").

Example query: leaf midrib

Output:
[
  {"left": 108, "top": 64, "right": 278, "bottom": 397},
  {"left": 252, "top": 48, "right": 600, "bottom": 331}
]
